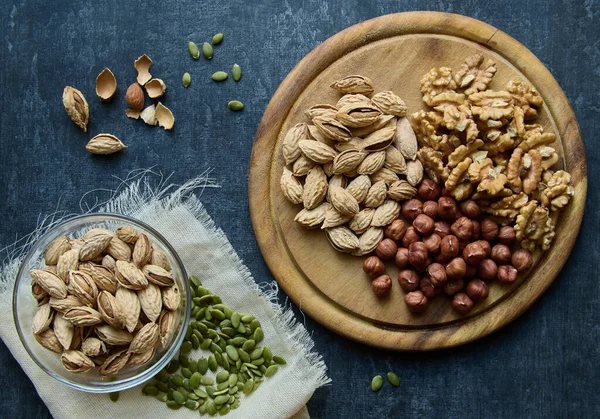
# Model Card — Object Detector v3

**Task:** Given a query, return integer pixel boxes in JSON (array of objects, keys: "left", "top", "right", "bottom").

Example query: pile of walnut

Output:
[
  {"left": 412, "top": 54, "right": 574, "bottom": 252},
  {"left": 364, "top": 180, "right": 534, "bottom": 315},
  {"left": 280, "top": 75, "right": 424, "bottom": 255},
  {"left": 30, "top": 226, "right": 180, "bottom": 375}
]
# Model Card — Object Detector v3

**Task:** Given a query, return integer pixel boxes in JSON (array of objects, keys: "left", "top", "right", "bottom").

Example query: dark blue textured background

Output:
[{"left": 1, "top": 1, "right": 599, "bottom": 418}]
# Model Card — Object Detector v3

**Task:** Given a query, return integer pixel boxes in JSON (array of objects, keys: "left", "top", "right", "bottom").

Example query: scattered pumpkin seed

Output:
[
  {"left": 201, "top": 376, "right": 214, "bottom": 386},
  {"left": 185, "top": 399, "right": 200, "bottom": 410},
  {"left": 202, "top": 42, "right": 213, "bottom": 59},
  {"left": 265, "top": 365, "right": 278, "bottom": 377},
  {"left": 214, "top": 394, "right": 230, "bottom": 405},
  {"left": 187, "top": 41, "right": 200, "bottom": 59},
  {"left": 387, "top": 372, "right": 400, "bottom": 387},
  {"left": 172, "top": 390, "right": 186, "bottom": 405},
  {"left": 212, "top": 33, "right": 224, "bottom": 45},
  {"left": 273, "top": 355, "right": 287, "bottom": 365},
  {"left": 263, "top": 346, "right": 273, "bottom": 363},
  {"left": 371, "top": 375, "right": 383, "bottom": 392},
  {"left": 228, "top": 100, "right": 244, "bottom": 111},
  {"left": 166, "top": 400, "right": 181, "bottom": 410},
  {"left": 109, "top": 392, "right": 119, "bottom": 402},
  {"left": 205, "top": 401, "right": 217, "bottom": 415},
  {"left": 232, "top": 64, "right": 242, "bottom": 82},
  {"left": 212, "top": 71, "right": 228, "bottom": 82},
  {"left": 155, "top": 393, "right": 168, "bottom": 402}
]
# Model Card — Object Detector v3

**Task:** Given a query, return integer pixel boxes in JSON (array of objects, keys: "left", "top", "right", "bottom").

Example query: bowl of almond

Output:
[{"left": 12, "top": 213, "right": 190, "bottom": 392}]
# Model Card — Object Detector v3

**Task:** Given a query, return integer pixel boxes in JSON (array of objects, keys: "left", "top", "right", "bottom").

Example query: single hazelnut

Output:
[
  {"left": 402, "top": 227, "right": 421, "bottom": 248},
  {"left": 491, "top": 244, "right": 512, "bottom": 265},
  {"left": 395, "top": 247, "right": 410, "bottom": 269},
  {"left": 434, "top": 253, "right": 450, "bottom": 264},
  {"left": 433, "top": 221, "right": 451, "bottom": 238},
  {"left": 451, "top": 292, "right": 474, "bottom": 315},
  {"left": 440, "top": 235, "right": 460, "bottom": 259},
  {"left": 497, "top": 265, "right": 518, "bottom": 284},
  {"left": 497, "top": 226, "right": 516, "bottom": 245},
  {"left": 463, "top": 242, "right": 487, "bottom": 265},
  {"left": 408, "top": 242, "right": 428, "bottom": 270},
  {"left": 464, "top": 264, "right": 477, "bottom": 278},
  {"left": 422, "top": 201, "right": 439, "bottom": 219},
  {"left": 423, "top": 234, "right": 441, "bottom": 254},
  {"left": 481, "top": 218, "right": 499, "bottom": 241},
  {"left": 372, "top": 275, "right": 392, "bottom": 297},
  {"left": 446, "top": 257, "right": 467, "bottom": 279},
  {"left": 363, "top": 256, "right": 385, "bottom": 278},
  {"left": 477, "top": 240, "right": 491, "bottom": 257},
  {"left": 419, "top": 276, "right": 438, "bottom": 298},
  {"left": 418, "top": 179, "right": 442, "bottom": 201},
  {"left": 384, "top": 219, "right": 407, "bottom": 241},
  {"left": 404, "top": 290, "right": 429, "bottom": 313},
  {"left": 471, "top": 220, "right": 481, "bottom": 240},
  {"left": 427, "top": 263, "right": 447, "bottom": 287},
  {"left": 511, "top": 249, "right": 533, "bottom": 272},
  {"left": 477, "top": 259, "right": 498, "bottom": 281},
  {"left": 438, "top": 196, "right": 459, "bottom": 220},
  {"left": 413, "top": 214, "right": 435, "bottom": 236},
  {"left": 401, "top": 199, "right": 423, "bottom": 221},
  {"left": 451, "top": 216, "right": 474, "bottom": 241},
  {"left": 376, "top": 238, "right": 398, "bottom": 260},
  {"left": 398, "top": 269, "right": 420, "bottom": 292},
  {"left": 459, "top": 200, "right": 480, "bottom": 218},
  {"left": 443, "top": 278, "right": 464, "bottom": 296},
  {"left": 466, "top": 279, "right": 489, "bottom": 302}
]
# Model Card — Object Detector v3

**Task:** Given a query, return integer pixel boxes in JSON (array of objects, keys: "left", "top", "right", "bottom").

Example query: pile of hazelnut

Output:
[{"left": 363, "top": 180, "right": 534, "bottom": 315}]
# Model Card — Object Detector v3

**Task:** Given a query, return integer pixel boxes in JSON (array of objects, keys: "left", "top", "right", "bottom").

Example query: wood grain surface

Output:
[{"left": 249, "top": 12, "right": 587, "bottom": 350}]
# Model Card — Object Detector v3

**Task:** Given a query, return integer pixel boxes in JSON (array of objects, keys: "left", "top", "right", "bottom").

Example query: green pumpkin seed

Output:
[
  {"left": 156, "top": 382, "right": 169, "bottom": 393},
  {"left": 211, "top": 342, "right": 223, "bottom": 354},
  {"left": 188, "top": 359, "right": 198, "bottom": 374},
  {"left": 250, "top": 347, "right": 264, "bottom": 360},
  {"left": 387, "top": 372, "right": 400, "bottom": 387},
  {"left": 188, "top": 392, "right": 200, "bottom": 401},
  {"left": 235, "top": 359, "right": 242, "bottom": 370},
  {"left": 197, "top": 294, "right": 214, "bottom": 305},
  {"left": 216, "top": 370, "right": 230, "bottom": 383},
  {"left": 189, "top": 275, "right": 201, "bottom": 287},
  {"left": 202, "top": 42, "right": 213, "bottom": 60},
  {"left": 166, "top": 360, "right": 179, "bottom": 373},
  {"left": 109, "top": 391, "right": 119, "bottom": 402},
  {"left": 242, "top": 339, "right": 255, "bottom": 351},
  {"left": 212, "top": 33, "right": 224, "bottom": 45},
  {"left": 215, "top": 352, "right": 223, "bottom": 367},
  {"left": 190, "top": 333, "right": 200, "bottom": 349},
  {"left": 250, "top": 319, "right": 261, "bottom": 331},
  {"left": 205, "top": 386, "right": 216, "bottom": 398},
  {"left": 169, "top": 375, "right": 184, "bottom": 389},
  {"left": 182, "top": 72, "right": 191, "bottom": 88},
  {"left": 241, "top": 315, "right": 254, "bottom": 324},
  {"left": 180, "top": 341, "right": 192, "bottom": 355},
  {"left": 187, "top": 41, "right": 200, "bottom": 59},
  {"left": 217, "top": 381, "right": 229, "bottom": 391},
  {"left": 199, "top": 357, "right": 209, "bottom": 374},
  {"left": 142, "top": 384, "right": 158, "bottom": 396},
  {"left": 371, "top": 375, "right": 383, "bottom": 392},
  {"left": 273, "top": 355, "right": 287, "bottom": 365},
  {"left": 196, "top": 286, "right": 210, "bottom": 296},
  {"left": 167, "top": 388, "right": 175, "bottom": 400},
  {"left": 265, "top": 365, "right": 278, "bottom": 377},
  {"left": 211, "top": 71, "right": 228, "bottom": 82},
  {"left": 262, "top": 346, "right": 272, "bottom": 363},
  {"left": 228, "top": 387, "right": 237, "bottom": 396},
  {"left": 214, "top": 394, "right": 230, "bottom": 405},
  {"left": 258, "top": 365, "right": 267, "bottom": 374},
  {"left": 155, "top": 392, "right": 168, "bottom": 402},
  {"left": 178, "top": 387, "right": 190, "bottom": 399},
  {"left": 181, "top": 367, "right": 192, "bottom": 379},
  {"left": 231, "top": 336, "right": 246, "bottom": 347},
  {"left": 201, "top": 376, "right": 214, "bottom": 386},
  {"left": 231, "top": 64, "right": 242, "bottom": 82},
  {"left": 231, "top": 399, "right": 241, "bottom": 410},
  {"left": 251, "top": 357, "right": 265, "bottom": 366},
  {"left": 172, "top": 390, "right": 186, "bottom": 405},
  {"left": 253, "top": 327, "right": 264, "bottom": 342},
  {"left": 194, "top": 388, "right": 208, "bottom": 398},
  {"left": 166, "top": 400, "right": 181, "bottom": 410},
  {"left": 226, "top": 345, "right": 239, "bottom": 361},
  {"left": 200, "top": 338, "right": 212, "bottom": 350},
  {"left": 228, "top": 373, "right": 238, "bottom": 387},
  {"left": 185, "top": 399, "right": 200, "bottom": 410},
  {"left": 218, "top": 405, "right": 230, "bottom": 415},
  {"left": 206, "top": 401, "right": 217, "bottom": 415},
  {"left": 228, "top": 100, "right": 244, "bottom": 111},
  {"left": 223, "top": 306, "right": 233, "bottom": 318},
  {"left": 238, "top": 348, "right": 250, "bottom": 363},
  {"left": 189, "top": 372, "right": 201, "bottom": 388},
  {"left": 230, "top": 312, "right": 241, "bottom": 328},
  {"left": 222, "top": 327, "right": 236, "bottom": 337},
  {"left": 191, "top": 306, "right": 200, "bottom": 317}
]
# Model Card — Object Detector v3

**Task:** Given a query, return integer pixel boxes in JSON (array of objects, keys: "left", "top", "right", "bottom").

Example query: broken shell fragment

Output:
[
  {"left": 145, "top": 78, "right": 167, "bottom": 99},
  {"left": 155, "top": 102, "right": 174, "bottom": 130},
  {"left": 140, "top": 105, "right": 157, "bottom": 126},
  {"left": 134, "top": 54, "right": 152, "bottom": 85},
  {"left": 95, "top": 68, "right": 117, "bottom": 102},
  {"left": 125, "top": 109, "right": 141, "bottom": 119}
]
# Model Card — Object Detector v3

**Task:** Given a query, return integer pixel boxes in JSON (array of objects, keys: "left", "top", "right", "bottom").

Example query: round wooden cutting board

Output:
[{"left": 249, "top": 12, "right": 587, "bottom": 350}]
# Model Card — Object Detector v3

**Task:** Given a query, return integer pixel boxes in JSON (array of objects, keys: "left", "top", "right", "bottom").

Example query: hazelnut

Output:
[
  {"left": 466, "top": 279, "right": 489, "bottom": 302},
  {"left": 438, "top": 196, "right": 459, "bottom": 220},
  {"left": 402, "top": 227, "right": 421, "bottom": 248},
  {"left": 481, "top": 218, "right": 499, "bottom": 241},
  {"left": 418, "top": 179, "right": 442, "bottom": 201},
  {"left": 422, "top": 201, "right": 439, "bottom": 219},
  {"left": 497, "top": 265, "right": 518, "bottom": 284},
  {"left": 459, "top": 200, "right": 480, "bottom": 218},
  {"left": 413, "top": 214, "right": 435, "bottom": 236},
  {"left": 443, "top": 278, "right": 464, "bottom": 296},
  {"left": 434, "top": 253, "right": 450, "bottom": 264},
  {"left": 477, "top": 259, "right": 498, "bottom": 281},
  {"left": 419, "top": 276, "right": 438, "bottom": 298},
  {"left": 511, "top": 249, "right": 533, "bottom": 272},
  {"left": 376, "top": 238, "right": 398, "bottom": 260},
  {"left": 491, "top": 244, "right": 512, "bottom": 265},
  {"left": 433, "top": 221, "right": 451, "bottom": 238},
  {"left": 463, "top": 241, "right": 487, "bottom": 265},
  {"left": 451, "top": 292, "right": 474, "bottom": 315},
  {"left": 404, "top": 290, "right": 429, "bottom": 313},
  {"left": 394, "top": 247, "right": 410, "bottom": 269},
  {"left": 446, "top": 257, "right": 467, "bottom": 279},
  {"left": 398, "top": 269, "right": 420, "bottom": 292},
  {"left": 372, "top": 275, "right": 392, "bottom": 297},
  {"left": 451, "top": 216, "right": 474, "bottom": 241},
  {"left": 497, "top": 226, "right": 516, "bottom": 245},
  {"left": 384, "top": 219, "right": 407, "bottom": 241},
  {"left": 477, "top": 240, "right": 491, "bottom": 257},
  {"left": 423, "top": 234, "right": 441, "bottom": 254},
  {"left": 427, "top": 263, "right": 447, "bottom": 287},
  {"left": 464, "top": 264, "right": 477, "bottom": 278},
  {"left": 408, "top": 242, "right": 428, "bottom": 270},
  {"left": 401, "top": 199, "right": 423, "bottom": 221},
  {"left": 440, "top": 235, "right": 460, "bottom": 259},
  {"left": 458, "top": 239, "right": 469, "bottom": 252},
  {"left": 363, "top": 256, "right": 385, "bottom": 278},
  {"left": 471, "top": 220, "right": 481, "bottom": 240}
]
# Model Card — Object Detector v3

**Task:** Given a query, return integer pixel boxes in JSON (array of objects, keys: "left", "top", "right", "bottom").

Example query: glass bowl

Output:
[{"left": 13, "top": 213, "right": 190, "bottom": 393}]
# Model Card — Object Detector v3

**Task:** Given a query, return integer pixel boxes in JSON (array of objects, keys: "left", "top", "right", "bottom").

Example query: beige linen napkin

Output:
[{"left": 0, "top": 172, "right": 329, "bottom": 419}]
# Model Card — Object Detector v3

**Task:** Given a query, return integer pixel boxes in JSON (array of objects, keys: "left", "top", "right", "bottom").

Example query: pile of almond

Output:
[
  {"left": 30, "top": 226, "right": 180, "bottom": 375},
  {"left": 280, "top": 75, "right": 424, "bottom": 256}
]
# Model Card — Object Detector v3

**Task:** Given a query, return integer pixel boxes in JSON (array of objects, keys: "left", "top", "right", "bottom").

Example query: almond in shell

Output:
[
  {"left": 330, "top": 75, "right": 374, "bottom": 95},
  {"left": 336, "top": 93, "right": 371, "bottom": 109},
  {"left": 302, "top": 166, "right": 328, "bottom": 210},
  {"left": 370, "top": 167, "right": 400, "bottom": 186},
  {"left": 406, "top": 159, "right": 424, "bottom": 186},
  {"left": 335, "top": 104, "right": 381, "bottom": 128},
  {"left": 349, "top": 208, "right": 375, "bottom": 234},
  {"left": 150, "top": 248, "right": 171, "bottom": 271},
  {"left": 360, "top": 127, "right": 396, "bottom": 152},
  {"left": 44, "top": 236, "right": 71, "bottom": 266},
  {"left": 371, "top": 199, "right": 401, "bottom": 227},
  {"left": 332, "top": 149, "right": 367, "bottom": 174},
  {"left": 132, "top": 233, "right": 153, "bottom": 267},
  {"left": 357, "top": 150, "right": 386, "bottom": 175},
  {"left": 116, "top": 287, "right": 141, "bottom": 333},
  {"left": 138, "top": 282, "right": 162, "bottom": 322},
  {"left": 328, "top": 185, "right": 359, "bottom": 216},
  {"left": 395, "top": 117, "right": 418, "bottom": 160},
  {"left": 292, "top": 155, "right": 316, "bottom": 176},
  {"left": 282, "top": 123, "right": 307, "bottom": 165},
  {"left": 142, "top": 264, "right": 175, "bottom": 287},
  {"left": 53, "top": 313, "right": 74, "bottom": 350},
  {"left": 34, "top": 329, "right": 63, "bottom": 354},
  {"left": 384, "top": 146, "right": 407, "bottom": 174},
  {"left": 56, "top": 249, "right": 80, "bottom": 282},
  {"left": 364, "top": 180, "right": 388, "bottom": 208},
  {"left": 313, "top": 116, "right": 353, "bottom": 142},
  {"left": 387, "top": 180, "right": 417, "bottom": 201},
  {"left": 79, "top": 232, "right": 113, "bottom": 262},
  {"left": 129, "top": 322, "right": 160, "bottom": 354},
  {"left": 61, "top": 350, "right": 95, "bottom": 373},
  {"left": 345, "top": 175, "right": 371, "bottom": 204},
  {"left": 32, "top": 303, "right": 54, "bottom": 335},
  {"left": 107, "top": 236, "right": 133, "bottom": 261},
  {"left": 321, "top": 205, "right": 353, "bottom": 229},
  {"left": 351, "top": 115, "right": 396, "bottom": 138},
  {"left": 99, "top": 348, "right": 130, "bottom": 376},
  {"left": 30, "top": 269, "right": 67, "bottom": 299},
  {"left": 115, "top": 260, "right": 148, "bottom": 290},
  {"left": 298, "top": 139, "right": 338, "bottom": 164},
  {"left": 294, "top": 203, "right": 328, "bottom": 229},
  {"left": 370, "top": 91, "right": 408, "bottom": 117},
  {"left": 281, "top": 167, "right": 304, "bottom": 205},
  {"left": 305, "top": 104, "right": 337, "bottom": 120},
  {"left": 326, "top": 226, "right": 360, "bottom": 253},
  {"left": 352, "top": 227, "right": 384, "bottom": 256},
  {"left": 97, "top": 290, "right": 126, "bottom": 329},
  {"left": 162, "top": 284, "right": 181, "bottom": 311}
]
